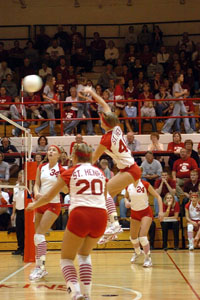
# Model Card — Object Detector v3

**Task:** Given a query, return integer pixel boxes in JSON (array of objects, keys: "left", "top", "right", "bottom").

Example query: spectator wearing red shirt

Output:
[
  {"left": 24, "top": 92, "right": 43, "bottom": 122},
  {"left": 0, "top": 86, "right": 12, "bottom": 117},
  {"left": 55, "top": 72, "right": 68, "bottom": 101},
  {"left": 54, "top": 57, "right": 68, "bottom": 80},
  {"left": 184, "top": 139, "right": 200, "bottom": 167},
  {"left": 161, "top": 193, "right": 180, "bottom": 250},
  {"left": 172, "top": 148, "right": 198, "bottom": 197},
  {"left": 167, "top": 132, "right": 185, "bottom": 170},
  {"left": 90, "top": 32, "right": 106, "bottom": 61},
  {"left": 66, "top": 65, "right": 77, "bottom": 91},
  {"left": 182, "top": 169, "right": 199, "bottom": 216}
]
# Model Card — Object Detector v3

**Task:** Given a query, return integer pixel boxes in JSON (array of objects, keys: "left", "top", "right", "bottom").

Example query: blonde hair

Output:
[
  {"left": 163, "top": 193, "right": 176, "bottom": 208},
  {"left": 100, "top": 159, "right": 109, "bottom": 167},
  {"left": 102, "top": 112, "right": 119, "bottom": 128},
  {"left": 73, "top": 143, "right": 93, "bottom": 163}
]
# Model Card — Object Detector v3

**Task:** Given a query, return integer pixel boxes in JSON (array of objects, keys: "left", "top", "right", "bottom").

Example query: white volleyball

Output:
[{"left": 23, "top": 75, "right": 43, "bottom": 93}]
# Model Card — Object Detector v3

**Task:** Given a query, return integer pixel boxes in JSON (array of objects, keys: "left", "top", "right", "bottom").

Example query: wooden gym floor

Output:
[{"left": 0, "top": 250, "right": 200, "bottom": 300}]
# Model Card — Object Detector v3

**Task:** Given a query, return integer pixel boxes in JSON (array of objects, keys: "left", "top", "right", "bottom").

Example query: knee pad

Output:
[
  {"left": 187, "top": 224, "right": 194, "bottom": 232},
  {"left": 78, "top": 254, "right": 91, "bottom": 265},
  {"left": 130, "top": 237, "right": 139, "bottom": 245},
  {"left": 139, "top": 236, "right": 149, "bottom": 247},
  {"left": 34, "top": 234, "right": 45, "bottom": 246}
]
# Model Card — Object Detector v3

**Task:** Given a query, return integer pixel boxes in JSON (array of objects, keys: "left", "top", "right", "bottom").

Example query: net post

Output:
[{"left": 24, "top": 188, "right": 35, "bottom": 262}]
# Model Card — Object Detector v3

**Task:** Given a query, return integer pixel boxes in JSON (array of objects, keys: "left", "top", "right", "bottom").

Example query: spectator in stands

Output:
[
  {"left": 141, "top": 151, "right": 162, "bottom": 186},
  {"left": 66, "top": 65, "right": 77, "bottom": 90},
  {"left": 90, "top": 32, "right": 106, "bottom": 61},
  {"left": 161, "top": 73, "right": 194, "bottom": 134},
  {"left": 147, "top": 132, "right": 164, "bottom": 167},
  {"left": 104, "top": 40, "right": 119, "bottom": 66},
  {"left": 0, "top": 42, "right": 8, "bottom": 62},
  {"left": 38, "top": 61, "right": 52, "bottom": 80},
  {"left": 9, "top": 40, "right": 24, "bottom": 69},
  {"left": 138, "top": 25, "right": 152, "bottom": 49},
  {"left": 54, "top": 25, "right": 71, "bottom": 52},
  {"left": 184, "top": 139, "right": 200, "bottom": 167},
  {"left": 177, "top": 89, "right": 196, "bottom": 132},
  {"left": 105, "top": 79, "right": 115, "bottom": 101},
  {"left": 63, "top": 103, "right": 77, "bottom": 135},
  {"left": 182, "top": 169, "right": 199, "bottom": 215},
  {"left": 34, "top": 152, "right": 43, "bottom": 166},
  {"left": 138, "top": 81, "right": 154, "bottom": 101},
  {"left": 172, "top": 148, "right": 198, "bottom": 197},
  {"left": 10, "top": 96, "right": 29, "bottom": 137},
  {"left": 193, "top": 57, "right": 200, "bottom": 94},
  {"left": 152, "top": 72, "right": 162, "bottom": 94},
  {"left": 121, "top": 64, "right": 133, "bottom": 85},
  {"left": 161, "top": 193, "right": 180, "bottom": 250},
  {"left": 133, "top": 71, "right": 146, "bottom": 97},
  {"left": 98, "top": 63, "right": 117, "bottom": 90},
  {"left": 60, "top": 151, "right": 69, "bottom": 169},
  {"left": 192, "top": 42, "right": 200, "bottom": 61},
  {"left": 155, "top": 85, "right": 172, "bottom": 119},
  {"left": 11, "top": 170, "right": 25, "bottom": 255},
  {"left": 123, "top": 44, "right": 136, "bottom": 65},
  {"left": 46, "top": 39, "right": 64, "bottom": 67},
  {"left": 177, "top": 32, "right": 194, "bottom": 54},
  {"left": 147, "top": 55, "right": 164, "bottom": 81},
  {"left": 140, "top": 44, "right": 152, "bottom": 68},
  {"left": 154, "top": 171, "right": 176, "bottom": 216},
  {"left": 35, "top": 135, "right": 48, "bottom": 153},
  {"left": 125, "top": 100, "right": 138, "bottom": 133},
  {"left": 54, "top": 56, "right": 68, "bottom": 80},
  {"left": 157, "top": 46, "right": 170, "bottom": 71},
  {"left": 185, "top": 192, "right": 200, "bottom": 250},
  {"left": 71, "top": 35, "right": 91, "bottom": 72},
  {"left": 167, "top": 132, "right": 184, "bottom": 170},
  {"left": 152, "top": 25, "right": 163, "bottom": 51},
  {"left": 2, "top": 74, "right": 18, "bottom": 98},
  {"left": 184, "top": 68, "right": 195, "bottom": 95},
  {"left": 63, "top": 77, "right": 94, "bottom": 136},
  {"left": 99, "top": 159, "right": 113, "bottom": 180},
  {"left": 0, "top": 137, "right": 19, "bottom": 177},
  {"left": 0, "top": 61, "right": 12, "bottom": 83},
  {"left": 35, "top": 75, "right": 57, "bottom": 136},
  {"left": 55, "top": 72, "right": 68, "bottom": 101},
  {"left": 24, "top": 91, "right": 43, "bottom": 123},
  {"left": 141, "top": 100, "right": 157, "bottom": 133},
  {"left": 69, "top": 134, "right": 86, "bottom": 155},
  {"left": 0, "top": 86, "right": 12, "bottom": 117},
  {"left": 114, "top": 77, "right": 133, "bottom": 133},
  {"left": 0, "top": 184, "right": 10, "bottom": 230},
  {"left": 70, "top": 25, "right": 83, "bottom": 42},
  {"left": 65, "top": 86, "right": 78, "bottom": 112},
  {"left": 0, "top": 152, "right": 9, "bottom": 182},
  {"left": 24, "top": 40, "right": 39, "bottom": 67},
  {"left": 131, "top": 58, "right": 144, "bottom": 79},
  {"left": 179, "top": 50, "right": 190, "bottom": 72},
  {"left": 114, "top": 58, "right": 123, "bottom": 76},
  {"left": 125, "top": 131, "right": 141, "bottom": 165},
  {"left": 124, "top": 26, "right": 137, "bottom": 50},
  {"left": 125, "top": 79, "right": 136, "bottom": 100},
  {"left": 19, "top": 57, "right": 35, "bottom": 79},
  {"left": 35, "top": 25, "right": 51, "bottom": 55}
]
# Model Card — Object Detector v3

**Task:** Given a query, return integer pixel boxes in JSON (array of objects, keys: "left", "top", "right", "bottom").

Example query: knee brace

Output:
[
  {"left": 130, "top": 237, "right": 139, "bottom": 245},
  {"left": 187, "top": 223, "right": 194, "bottom": 232},
  {"left": 139, "top": 236, "right": 149, "bottom": 247},
  {"left": 78, "top": 254, "right": 91, "bottom": 265},
  {"left": 34, "top": 234, "right": 45, "bottom": 246}
]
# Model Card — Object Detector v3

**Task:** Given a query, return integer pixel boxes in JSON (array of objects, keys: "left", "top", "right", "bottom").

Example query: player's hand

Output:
[
  {"left": 26, "top": 202, "right": 35, "bottom": 211},
  {"left": 83, "top": 86, "right": 93, "bottom": 94},
  {"left": 158, "top": 212, "right": 165, "bottom": 222}
]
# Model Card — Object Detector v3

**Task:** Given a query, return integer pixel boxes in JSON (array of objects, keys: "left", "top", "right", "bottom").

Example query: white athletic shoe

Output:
[
  {"left": 104, "top": 223, "right": 123, "bottom": 236},
  {"left": 29, "top": 267, "right": 48, "bottom": 281},
  {"left": 72, "top": 293, "right": 85, "bottom": 300},
  {"left": 130, "top": 251, "right": 143, "bottom": 263},
  {"left": 189, "top": 244, "right": 194, "bottom": 251},
  {"left": 143, "top": 257, "right": 152, "bottom": 268}
]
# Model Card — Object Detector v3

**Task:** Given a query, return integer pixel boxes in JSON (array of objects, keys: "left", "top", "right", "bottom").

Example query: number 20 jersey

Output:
[
  {"left": 61, "top": 163, "right": 107, "bottom": 213},
  {"left": 100, "top": 126, "right": 135, "bottom": 169}
]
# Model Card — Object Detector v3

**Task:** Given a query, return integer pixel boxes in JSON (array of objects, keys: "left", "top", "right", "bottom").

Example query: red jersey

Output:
[
  {"left": 62, "top": 109, "right": 76, "bottom": 120},
  {"left": 163, "top": 201, "right": 180, "bottom": 217},
  {"left": 114, "top": 85, "right": 125, "bottom": 108},
  {"left": 167, "top": 142, "right": 185, "bottom": 152},
  {"left": 154, "top": 178, "right": 176, "bottom": 198},
  {"left": 173, "top": 157, "right": 198, "bottom": 178},
  {"left": 24, "top": 94, "right": 41, "bottom": 107},
  {"left": 0, "top": 95, "right": 12, "bottom": 110}
]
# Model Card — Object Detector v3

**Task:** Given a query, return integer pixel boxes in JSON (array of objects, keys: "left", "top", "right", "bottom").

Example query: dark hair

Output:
[
  {"left": 38, "top": 135, "right": 48, "bottom": 146},
  {"left": 145, "top": 151, "right": 153, "bottom": 156}
]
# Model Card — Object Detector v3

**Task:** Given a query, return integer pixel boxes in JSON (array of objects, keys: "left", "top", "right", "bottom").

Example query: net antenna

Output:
[{"left": 0, "top": 112, "right": 32, "bottom": 193}]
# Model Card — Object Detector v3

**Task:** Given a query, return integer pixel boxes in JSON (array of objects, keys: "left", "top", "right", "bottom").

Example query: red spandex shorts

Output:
[
  {"left": 36, "top": 203, "right": 61, "bottom": 216},
  {"left": 67, "top": 206, "right": 107, "bottom": 238},
  {"left": 131, "top": 206, "right": 153, "bottom": 221},
  {"left": 191, "top": 220, "right": 200, "bottom": 232},
  {"left": 120, "top": 163, "right": 141, "bottom": 181}
]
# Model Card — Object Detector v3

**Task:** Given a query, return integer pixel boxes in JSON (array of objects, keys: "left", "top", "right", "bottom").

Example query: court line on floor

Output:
[
  {"left": 0, "top": 263, "right": 32, "bottom": 284},
  {"left": 167, "top": 252, "right": 200, "bottom": 300}
]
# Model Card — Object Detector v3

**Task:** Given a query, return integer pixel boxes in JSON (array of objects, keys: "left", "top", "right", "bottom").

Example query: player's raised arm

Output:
[{"left": 83, "top": 87, "right": 111, "bottom": 113}]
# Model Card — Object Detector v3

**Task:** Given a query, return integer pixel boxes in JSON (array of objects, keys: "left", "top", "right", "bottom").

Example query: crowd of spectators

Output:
[{"left": 0, "top": 25, "right": 198, "bottom": 136}]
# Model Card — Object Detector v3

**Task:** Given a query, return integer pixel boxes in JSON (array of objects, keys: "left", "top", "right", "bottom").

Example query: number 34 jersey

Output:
[
  {"left": 100, "top": 126, "right": 135, "bottom": 169},
  {"left": 61, "top": 163, "right": 107, "bottom": 213},
  {"left": 126, "top": 180, "right": 150, "bottom": 211}
]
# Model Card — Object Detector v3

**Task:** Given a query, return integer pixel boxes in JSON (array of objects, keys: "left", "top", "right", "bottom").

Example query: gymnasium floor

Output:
[{"left": 0, "top": 250, "right": 200, "bottom": 300}]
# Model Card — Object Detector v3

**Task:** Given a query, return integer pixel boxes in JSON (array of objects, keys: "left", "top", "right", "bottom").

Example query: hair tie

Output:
[
  {"left": 101, "top": 114, "right": 113, "bottom": 128},
  {"left": 49, "top": 145, "right": 61, "bottom": 153}
]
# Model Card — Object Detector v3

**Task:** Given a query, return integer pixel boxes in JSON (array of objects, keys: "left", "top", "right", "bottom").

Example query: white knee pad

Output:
[
  {"left": 34, "top": 234, "right": 45, "bottom": 246},
  {"left": 130, "top": 237, "right": 139, "bottom": 245},
  {"left": 187, "top": 224, "right": 194, "bottom": 232},
  {"left": 139, "top": 236, "right": 149, "bottom": 247},
  {"left": 78, "top": 254, "right": 91, "bottom": 265}
]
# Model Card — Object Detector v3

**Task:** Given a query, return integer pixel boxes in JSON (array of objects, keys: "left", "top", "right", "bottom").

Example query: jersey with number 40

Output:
[
  {"left": 100, "top": 125, "right": 135, "bottom": 169},
  {"left": 61, "top": 163, "right": 107, "bottom": 213}
]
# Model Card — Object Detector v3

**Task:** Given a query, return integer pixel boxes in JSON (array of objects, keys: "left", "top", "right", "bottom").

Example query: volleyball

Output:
[{"left": 23, "top": 75, "right": 43, "bottom": 93}]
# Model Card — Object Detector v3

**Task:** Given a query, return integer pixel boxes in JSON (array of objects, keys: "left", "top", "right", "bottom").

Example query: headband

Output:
[
  {"left": 49, "top": 145, "right": 61, "bottom": 153},
  {"left": 75, "top": 151, "right": 91, "bottom": 158},
  {"left": 101, "top": 114, "right": 113, "bottom": 128}
]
